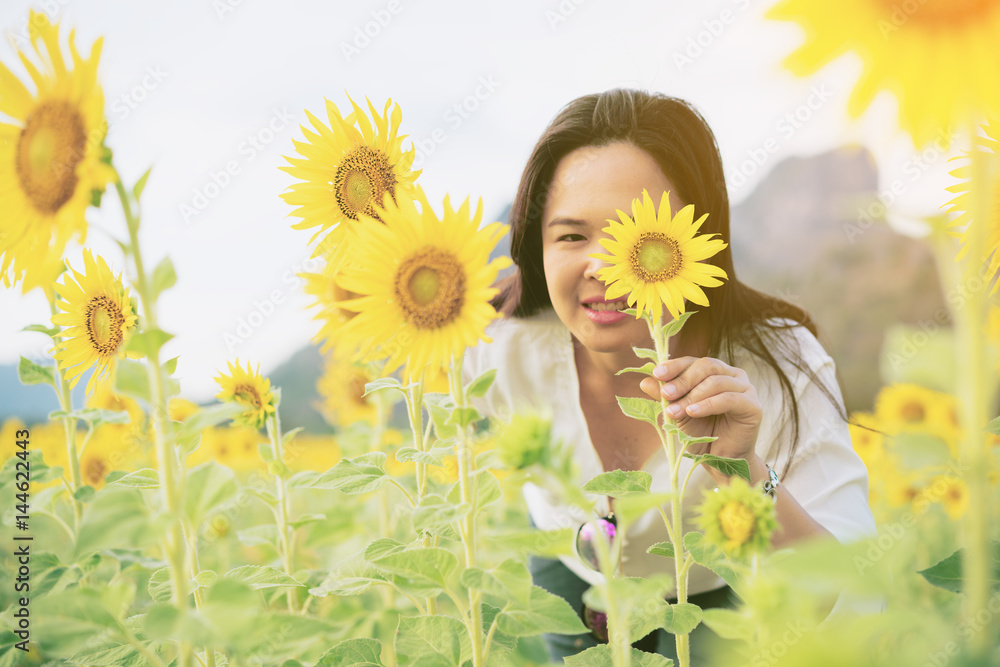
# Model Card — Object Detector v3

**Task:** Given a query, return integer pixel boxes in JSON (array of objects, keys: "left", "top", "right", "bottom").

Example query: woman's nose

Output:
[{"left": 583, "top": 242, "right": 610, "bottom": 280}]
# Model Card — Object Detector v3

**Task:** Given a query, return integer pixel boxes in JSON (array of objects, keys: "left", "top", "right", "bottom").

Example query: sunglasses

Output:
[{"left": 574, "top": 512, "right": 621, "bottom": 573}]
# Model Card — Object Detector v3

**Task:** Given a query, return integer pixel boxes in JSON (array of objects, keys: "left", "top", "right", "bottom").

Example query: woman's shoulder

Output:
[{"left": 728, "top": 316, "right": 837, "bottom": 398}]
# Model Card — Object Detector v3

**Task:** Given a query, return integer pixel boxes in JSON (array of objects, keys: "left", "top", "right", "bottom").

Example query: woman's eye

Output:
[{"left": 558, "top": 233, "right": 585, "bottom": 242}]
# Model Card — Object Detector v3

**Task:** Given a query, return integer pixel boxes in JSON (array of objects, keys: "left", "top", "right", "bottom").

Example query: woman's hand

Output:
[{"left": 639, "top": 357, "right": 762, "bottom": 467}]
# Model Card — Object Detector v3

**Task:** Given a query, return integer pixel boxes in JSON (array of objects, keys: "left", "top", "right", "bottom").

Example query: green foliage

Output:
[
  {"left": 683, "top": 452, "right": 751, "bottom": 481},
  {"left": 564, "top": 645, "right": 674, "bottom": 666},
  {"left": 466, "top": 368, "right": 497, "bottom": 398},
  {"left": 317, "top": 638, "right": 384, "bottom": 666},
  {"left": 150, "top": 255, "right": 176, "bottom": 299},
  {"left": 615, "top": 362, "right": 657, "bottom": 376},
  {"left": 918, "top": 542, "right": 1000, "bottom": 593},
  {"left": 583, "top": 469, "right": 652, "bottom": 497},
  {"left": 394, "top": 615, "right": 468, "bottom": 666},
  {"left": 497, "top": 585, "right": 589, "bottom": 637},
  {"left": 616, "top": 396, "right": 662, "bottom": 427},
  {"left": 18, "top": 355, "right": 55, "bottom": 386}
]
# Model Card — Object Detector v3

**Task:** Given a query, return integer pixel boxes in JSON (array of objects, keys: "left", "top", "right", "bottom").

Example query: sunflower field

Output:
[{"left": 1, "top": 3, "right": 999, "bottom": 667}]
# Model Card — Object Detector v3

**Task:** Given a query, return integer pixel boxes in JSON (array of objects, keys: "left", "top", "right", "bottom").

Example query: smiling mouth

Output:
[{"left": 583, "top": 300, "right": 629, "bottom": 312}]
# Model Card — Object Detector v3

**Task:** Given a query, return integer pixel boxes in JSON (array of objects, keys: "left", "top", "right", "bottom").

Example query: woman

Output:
[{"left": 464, "top": 89, "right": 875, "bottom": 662}]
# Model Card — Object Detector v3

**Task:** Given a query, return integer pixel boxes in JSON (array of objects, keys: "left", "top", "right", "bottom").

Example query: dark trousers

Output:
[{"left": 528, "top": 554, "right": 737, "bottom": 664}]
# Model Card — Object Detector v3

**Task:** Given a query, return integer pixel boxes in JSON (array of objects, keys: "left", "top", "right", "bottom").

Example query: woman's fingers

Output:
[
  {"left": 663, "top": 375, "right": 750, "bottom": 418},
  {"left": 653, "top": 357, "right": 743, "bottom": 402}
]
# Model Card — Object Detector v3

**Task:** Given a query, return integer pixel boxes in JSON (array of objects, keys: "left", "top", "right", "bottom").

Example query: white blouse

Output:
[{"left": 463, "top": 308, "right": 877, "bottom": 597}]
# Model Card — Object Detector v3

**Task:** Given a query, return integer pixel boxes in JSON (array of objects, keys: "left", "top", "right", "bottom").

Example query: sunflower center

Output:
[
  {"left": 349, "top": 374, "right": 369, "bottom": 407},
  {"left": 876, "top": 0, "right": 1000, "bottom": 25},
  {"left": 16, "top": 100, "right": 88, "bottom": 214},
  {"left": 84, "top": 457, "right": 109, "bottom": 487},
  {"left": 334, "top": 146, "right": 397, "bottom": 220},
  {"left": 631, "top": 233, "right": 682, "bottom": 282},
  {"left": 718, "top": 501, "right": 755, "bottom": 546},
  {"left": 233, "top": 383, "right": 263, "bottom": 409},
  {"left": 394, "top": 248, "right": 466, "bottom": 329},
  {"left": 86, "top": 295, "right": 126, "bottom": 357},
  {"left": 900, "top": 401, "right": 925, "bottom": 423}
]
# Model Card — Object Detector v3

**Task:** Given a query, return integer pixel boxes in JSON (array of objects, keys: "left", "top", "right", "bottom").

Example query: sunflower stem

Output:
[
  {"left": 267, "top": 409, "right": 297, "bottom": 613},
  {"left": 448, "top": 357, "right": 485, "bottom": 667},
  {"left": 591, "top": 511, "right": 630, "bottom": 667},
  {"left": 48, "top": 297, "right": 84, "bottom": 533},
  {"left": 954, "top": 120, "right": 996, "bottom": 659},
  {"left": 647, "top": 315, "right": 691, "bottom": 667},
  {"left": 115, "top": 174, "right": 193, "bottom": 667}
]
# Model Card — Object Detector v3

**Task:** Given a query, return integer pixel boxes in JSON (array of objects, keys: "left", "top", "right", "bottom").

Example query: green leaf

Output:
[
  {"left": 364, "top": 537, "right": 408, "bottom": 562},
  {"left": 461, "top": 559, "right": 533, "bottom": 608},
  {"left": 682, "top": 532, "right": 741, "bottom": 588},
  {"left": 917, "top": 543, "right": 1000, "bottom": 594},
  {"left": 986, "top": 416, "right": 1000, "bottom": 436},
  {"left": 183, "top": 462, "right": 238, "bottom": 525},
  {"left": 395, "top": 446, "right": 450, "bottom": 466},
  {"left": 150, "top": 256, "right": 176, "bottom": 299},
  {"left": 23, "top": 323, "right": 60, "bottom": 337},
  {"left": 647, "top": 541, "right": 675, "bottom": 559},
  {"left": 632, "top": 347, "right": 658, "bottom": 362},
  {"left": 564, "top": 645, "right": 674, "bottom": 666},
  {"left": 162, "top": 356, "right": 179, "bottom": 375},
  {"left": 368, "top": 547, "right": 458, "bottom": 593},
  {"left": 582, "top": 469, "right": 652, "bottom": 497},
  {"left": 446, "top": 406, "right": 482, "bottom": 429},
  {"left": 289, "top": 512, "right": 327, "bottom": 529},
  {"left": 310, "top": 452, "right": 388, "bottom": 494},
  {"left": 133, "top": 166, "right": 152, "bottom": 199},
  {"left": 125, "top": 327, "right": 174, "bottom": 358},
  {"left": 175, "top": 402, "right": 252, "bottom": 446},
  {"left": 446, "top": 468, "right": 502, "bottom": 514},
  {"left": 363, "top": 377, "right": 406, "bottom": 397},
  {"left": 73, "top": 485, "right": 97, "bottom": 503},
  {"left": 613, "top": 492, "right": 674, "bottom": 524},
  {"left": 316, "top": 638, "right": 384, "bottom": 666},
  {"left": 148, "top": 567, "right": 173, "bottom": 603},
  {"left": 49, "top": 407, "right": 130, "bottom": 429},
  {"left": 662, "top": 603, "right": 702, "bottom": 635},
  {"left": 661, "top": 310, "right": 696, "bottom": 338},
  {"left": 615, "top": 362, "right": 657, "bottom": 376},
  {"left": 411, "top": 493, "right": 470, "bottom": 538},
  {"left": 18, "top": 356, "right": 54, "bottom": 386},
  {"left": 684, "top": 453, "right": 751, "bottom": 481},
  {"left": 113, "top": 358, "right": 182, "bottom": 403},
  {"left": 616, "top": 396, "right": 662, "bottom": 427},
  {"left": 224, "top": 565, "right": 305, "bottom": 589},
  {"left": 498, "top": 586, "right": 589, "bottom": 637},
  {"left": 311, "top": 547, "right": 385, "bottom": 597},
  {"left": 75, "top": 488, "right": 160, "bottom": 558},
  {"left": 424, "top": 392, "right": 458, "bottom": 440},
  {"left": 282, "top": 426, "right": 304, "bottom": 448},
  {"left": 67, "top": 640, "right": 152, "bottom": 666},
  {"left": 467, "top": 368, "right": 497, "bottom": 398},
  {"left": 394, "top": 615, "right": 467, "bottom": 666},
  {"left": 487, "top": 528, "right": 576, "bottom": 558},
  {"left": 700, "top": 608, "right": 754, "bottom": 640}
]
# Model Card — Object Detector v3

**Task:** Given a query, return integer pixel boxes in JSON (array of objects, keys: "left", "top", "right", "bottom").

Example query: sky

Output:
[{"left": 0, "top": 0, "right": 960, "bottom": 401}]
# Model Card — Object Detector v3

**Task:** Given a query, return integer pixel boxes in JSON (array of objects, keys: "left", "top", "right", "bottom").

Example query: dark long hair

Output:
[{"left": 492, "top": 89, "right": 846, "bottom": 478}]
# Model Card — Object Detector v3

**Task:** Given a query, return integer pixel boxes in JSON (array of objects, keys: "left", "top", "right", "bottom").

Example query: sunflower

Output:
[
  {"left": 767, "top": 0, "right": 1000, "bottom": 147},
  {"left": 591, "top": 189, "right": 728, "bottom": 323},
  {"left": 279, "top": 95, "right": 419, "bottom": 267},
  {"left": 697, "top": 476, "right": 778, "bottom": 559},
  {"left": 0, "top": 11, "right": 115, "bottom": 293},
  {"left": 874, "top": 383, "right": 959, "bottom": 450},
  {"left": 214, "top": 360, "right": 277, "bottom": 430},
  {"left": 847, "top": 412, "right": 884, "bottom": 466},
  {"left": 316, "top": 354, "right": 379, "bottom": 427},
  {"left": 335, "top": 186, "right": 511, "bottom": 378},
  {"left": 924, "top": 474, "right": 970, "bottom": 520},
  {"left": 943, "top": 117, "right": 1000, "bottom": 295},
  {"left": 50, "top": 250, "right": 138, "bottom": 394}
]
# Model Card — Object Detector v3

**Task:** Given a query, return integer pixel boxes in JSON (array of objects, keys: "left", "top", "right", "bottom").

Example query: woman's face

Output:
[{"left": 541, "top": 142, "right": 685, "bottom": 356}]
